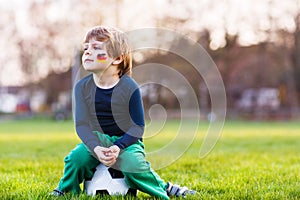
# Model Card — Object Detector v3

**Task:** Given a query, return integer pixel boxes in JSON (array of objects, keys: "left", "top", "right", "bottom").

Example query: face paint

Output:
[{"left": 97, "top": 53, "right": 107, "bottom": 63}]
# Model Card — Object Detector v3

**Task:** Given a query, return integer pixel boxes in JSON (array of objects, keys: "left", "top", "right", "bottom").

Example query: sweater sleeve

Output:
[
  {"left": 114, "top": 88, "right": 145, "bottom": 149},
  {"left": 74, "top": 81, "right": 99, "bottom": 152}
]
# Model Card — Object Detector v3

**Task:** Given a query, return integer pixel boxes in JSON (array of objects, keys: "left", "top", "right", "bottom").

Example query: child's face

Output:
[{"left": 82, "top": 39, "right": 114, "bottom": 73}]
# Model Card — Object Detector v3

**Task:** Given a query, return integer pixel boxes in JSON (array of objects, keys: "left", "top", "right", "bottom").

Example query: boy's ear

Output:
[{"left": 112, "top": 56, "right": 123, "bottom": 65}]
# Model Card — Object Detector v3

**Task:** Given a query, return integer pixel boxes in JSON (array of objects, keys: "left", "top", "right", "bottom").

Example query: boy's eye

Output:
[
  {"left": 82, "top": 44, "right": 103, "bottom": 51},
  {"left": 83, "top": 45, "right": 89, "bottom": 51}
]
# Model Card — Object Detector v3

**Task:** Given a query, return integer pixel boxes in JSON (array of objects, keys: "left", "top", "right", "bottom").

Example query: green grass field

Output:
[{"left": 0, "top": 118, "right": 300, "bottom": 199}]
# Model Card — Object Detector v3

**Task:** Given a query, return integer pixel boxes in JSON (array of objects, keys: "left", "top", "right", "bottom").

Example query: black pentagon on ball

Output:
[
  {"left": 108, "top": 167, "right": 125, "bottom": 179},
  {"left": 96, "top": 190, "right": 109, "bottom": 195}
]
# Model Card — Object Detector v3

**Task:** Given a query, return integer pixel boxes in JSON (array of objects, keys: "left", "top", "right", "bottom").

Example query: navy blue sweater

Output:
[{"left": 74, "top": 74, "right": 145, "bottom": 151}]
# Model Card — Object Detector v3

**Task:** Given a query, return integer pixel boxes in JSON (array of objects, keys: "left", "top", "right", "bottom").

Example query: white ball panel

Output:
[{"left": 84, "top": 164, "right": 129, "bottom": 196}]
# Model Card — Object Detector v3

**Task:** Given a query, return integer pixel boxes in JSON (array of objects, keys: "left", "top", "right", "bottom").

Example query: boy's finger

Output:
[
  {"left": 104, "top": 150, "right": 112, "bottom": 155},
  {"left": 100, "top": 154, "right": 114, "bottom": 161}
]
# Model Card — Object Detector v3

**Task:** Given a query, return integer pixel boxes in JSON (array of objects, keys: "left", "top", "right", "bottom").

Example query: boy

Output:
[{"left": 51, "top": 26, "right": 194, "bottom": 199}]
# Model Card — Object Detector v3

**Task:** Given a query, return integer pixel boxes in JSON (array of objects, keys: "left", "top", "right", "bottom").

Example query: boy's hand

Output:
[
  {"left": 93, "top": 145, "right": 120, "bottom": 167},
  {"left": 107, "top": 145, "right": 120, "bottom": 159}
]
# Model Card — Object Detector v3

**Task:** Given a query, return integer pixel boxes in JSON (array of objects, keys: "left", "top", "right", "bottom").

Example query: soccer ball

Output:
[{"left": 84, "top": 164, "right": 134, "bottom": 196}]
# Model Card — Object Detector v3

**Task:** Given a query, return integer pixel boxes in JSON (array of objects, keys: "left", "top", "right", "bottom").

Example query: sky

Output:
[
  {"left": 1, "top": 0, "right": 298, "bottom": 41},
  {"left": 0, "top": 0, "right": 299, "bottom": 86}
]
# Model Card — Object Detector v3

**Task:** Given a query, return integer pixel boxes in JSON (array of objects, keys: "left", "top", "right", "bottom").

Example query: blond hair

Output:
[{"left": 83, "top": 26, "right": 132, "bottom": 77}]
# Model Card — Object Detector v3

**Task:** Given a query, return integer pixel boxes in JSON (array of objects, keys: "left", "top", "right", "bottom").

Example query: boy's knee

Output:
[
  {"left": 118, "top": 152, "right": 150, "bottom": 173},
  {"left": 64, "top": 153, "right": 82, "bottom": 167},
  {"left": 64, "top": 147, "right": 94, "bottom": 168}
]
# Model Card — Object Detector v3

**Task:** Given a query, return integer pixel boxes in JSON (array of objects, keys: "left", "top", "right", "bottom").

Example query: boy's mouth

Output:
[{"left": 84, "top": 59, "right": 93, "bottom": 63}]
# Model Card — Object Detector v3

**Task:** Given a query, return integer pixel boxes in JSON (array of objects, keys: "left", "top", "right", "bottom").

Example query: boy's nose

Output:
[{"left": 84, "top": 49, "right": 92, "bottom": 55}]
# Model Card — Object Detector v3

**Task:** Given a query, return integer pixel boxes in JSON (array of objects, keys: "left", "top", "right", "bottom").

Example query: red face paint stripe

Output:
[{"left": 97, "top": 53, "right": 107, "bottom": 60}]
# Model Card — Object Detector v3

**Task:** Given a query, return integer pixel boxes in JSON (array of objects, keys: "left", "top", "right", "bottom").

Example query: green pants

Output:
[{"left": 57, "top": 131, "right": 169, "bottom": 200}]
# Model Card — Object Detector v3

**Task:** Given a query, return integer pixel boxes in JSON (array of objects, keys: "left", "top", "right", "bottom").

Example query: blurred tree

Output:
[
  {"left": 291, "top": 13, "right": 300, "bottom": 102},
  {"left": 0, "top": 0, "right": 109, "bottom": 105},
  {"left": 210, "top": 33, "right": 239, "bottom": 108}
]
